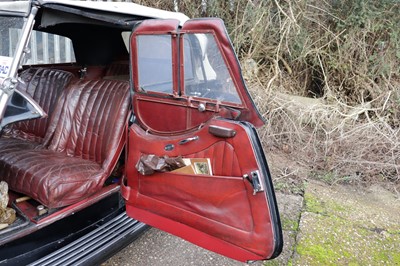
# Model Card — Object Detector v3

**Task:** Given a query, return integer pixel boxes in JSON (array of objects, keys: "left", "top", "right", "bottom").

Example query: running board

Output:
[{"left": 29, "top": 212, "right": 147, "bottom": 266}]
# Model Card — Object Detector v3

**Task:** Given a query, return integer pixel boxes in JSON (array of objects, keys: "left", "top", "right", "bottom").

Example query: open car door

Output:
[{"left": 122, "top": 18, "right": 283, "bottom": 262}]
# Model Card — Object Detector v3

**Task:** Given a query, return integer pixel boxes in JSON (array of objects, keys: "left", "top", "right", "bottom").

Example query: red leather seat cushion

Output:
[
  {"left": 0, "top": 148, "right": 102, "bottom": 208},
  {"left": 0, "top": 138, "right": 41, "bottom": 152}
]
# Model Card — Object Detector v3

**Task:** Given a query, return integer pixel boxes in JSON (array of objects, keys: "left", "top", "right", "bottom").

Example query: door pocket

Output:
[{"left": 137, "top": 171, "right": 254, "bottom": 232}]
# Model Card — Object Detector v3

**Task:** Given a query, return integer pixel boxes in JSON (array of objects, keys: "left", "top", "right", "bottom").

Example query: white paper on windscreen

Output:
[{"left": 0, "top": 56, "right": 12, "bottom": 78}]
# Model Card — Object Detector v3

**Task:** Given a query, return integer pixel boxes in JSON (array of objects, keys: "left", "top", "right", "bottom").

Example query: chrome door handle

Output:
[{"left": 178, "top": 136, "right": 199, "bottom": 145}]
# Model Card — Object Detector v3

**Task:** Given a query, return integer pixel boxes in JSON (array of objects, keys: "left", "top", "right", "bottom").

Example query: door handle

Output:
[{"left": 178, "top": 136, "right": 199, "bottom": 145}]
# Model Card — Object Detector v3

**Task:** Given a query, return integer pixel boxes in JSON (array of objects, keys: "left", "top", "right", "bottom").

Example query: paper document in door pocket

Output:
[{"left": 172, "top": 158, "right": 213, "bottom": 175}]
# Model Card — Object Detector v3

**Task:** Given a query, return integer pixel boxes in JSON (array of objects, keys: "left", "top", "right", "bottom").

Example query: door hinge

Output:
[{"left": 244, "top": 170, "right": 264, "bottom": 195}]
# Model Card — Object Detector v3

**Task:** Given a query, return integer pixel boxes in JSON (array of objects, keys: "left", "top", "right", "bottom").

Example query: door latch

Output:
[{"left": 244, "top": 170, "right": 264, "bottom": 195}]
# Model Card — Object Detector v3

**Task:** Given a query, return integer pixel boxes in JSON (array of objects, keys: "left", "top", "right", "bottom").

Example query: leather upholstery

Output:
[
  {"left": 0, "top": 148, "right": 102, "bottom": 207},
  {"left": 125, "top": 120, "right": 276, "bottom": 260},
  {"left": 105, "top": 61, "right": 129, "bottom": 76},
  {"left": 2, "top": 68, "right": 73, "bottom": 142},
  {"left": 0, "top": 77, "right": 130, "bottom": 208},
  {"left": 43, "top": 79, "right": 130, "bottom": 166},
  {"left": 0, "top": 138, "right": 42, "bottom": 154},
  {"left": 187, "top": 141, "right": 242, "bottom": 177}
]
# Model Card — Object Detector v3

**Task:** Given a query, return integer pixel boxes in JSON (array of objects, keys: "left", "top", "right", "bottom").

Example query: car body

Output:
[{"left": 0, "top": 1, "right": 282, "bottom": 265}]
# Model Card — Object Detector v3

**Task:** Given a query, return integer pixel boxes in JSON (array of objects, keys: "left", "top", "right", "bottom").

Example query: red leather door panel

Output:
[
  {"left": 122, "top": 119, "right": 282, "bottom": 262},
  {"left": 133, "top": 94, "right": 215, "bottom": 134}
]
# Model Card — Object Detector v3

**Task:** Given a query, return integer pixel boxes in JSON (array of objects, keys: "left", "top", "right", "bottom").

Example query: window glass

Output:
[
  {"left": 1, "top": 18, "right": 75, "bottom": 76},
  {"left": 0, "top": 16, "right": 24, "bottom": 58},
  {"left": 137, "top": 35, "right": 173, "bottom": 93},
  {"left": 122, "top": 31, "right": 131, "bottom": 52},
  {"left": 183, "top": 37, "right": 194, "bottom": 80},
  {"left": 0, "top": 16, "right": 24, "bottom": 78},
  {"left": 183, "top": 33, "right": 241, "bottom": 104},
  {"left": 24, "top": 31, "right": 75, "bottom": 65}
]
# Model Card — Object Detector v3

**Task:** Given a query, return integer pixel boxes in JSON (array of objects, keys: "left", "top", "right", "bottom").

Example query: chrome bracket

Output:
[{"left": 244, "top": 170, "right": 264, "bottom": 195}]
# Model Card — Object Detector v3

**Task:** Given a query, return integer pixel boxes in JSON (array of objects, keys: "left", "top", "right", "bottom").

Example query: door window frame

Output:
[
  {"left": 130, "top": 18, "right": 265, "bottom": 128},
  {"left": 178, "top": 31, "right": 243, "bottom": 106},
  {"left": 130, "top": 19, "right": 180, "bottom": 98}
]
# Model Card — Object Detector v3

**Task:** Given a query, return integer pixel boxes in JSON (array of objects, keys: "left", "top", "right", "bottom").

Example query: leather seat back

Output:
[
  {"left": 43, "top": 79, "right": 131, "bottom": 170},
  {"left": 3, "top": 68, "right": 73, "bottom": 142},
  {"left": 105, "top": 61, "right": 129, "bottom": 76}
]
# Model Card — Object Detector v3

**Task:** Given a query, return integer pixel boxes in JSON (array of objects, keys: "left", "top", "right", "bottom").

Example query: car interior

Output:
[
  {"left": 0, "top": 3, "right": 283, "bottom": 263},
  {"left": 0, "top": 5, "right": 136, "bottom": 238}
]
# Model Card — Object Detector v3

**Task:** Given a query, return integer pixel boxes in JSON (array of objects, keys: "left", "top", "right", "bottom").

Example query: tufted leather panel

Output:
[
  {"left": 0, "top": 78, "right": 131, "bottom": 208},
  {"left": 2, "top": 68, "right": 73, "bottom": 143}
]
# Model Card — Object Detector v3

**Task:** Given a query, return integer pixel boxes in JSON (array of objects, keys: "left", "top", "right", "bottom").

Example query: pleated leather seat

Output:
[
  {"left": 0, "top": 78, "right": 130, "bottom": 208},
  {"left": 1, "top": 68, "right": 74, "bottom": 143}
]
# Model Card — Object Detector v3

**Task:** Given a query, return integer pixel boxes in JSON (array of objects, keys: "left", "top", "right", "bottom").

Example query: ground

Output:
[
  {"left": 294, "top": 181, "right": 400, "bottom": 266},
  {"left": 104, "top": 152, "right": 400, "bottom": 266}
]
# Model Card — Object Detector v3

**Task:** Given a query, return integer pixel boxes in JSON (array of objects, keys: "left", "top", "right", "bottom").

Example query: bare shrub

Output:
[
  {"left": 260, "top": 89, "right": 400, "bottom": 183},
  {"left": 249, "top": 0, "right": 400, "bottom": 183}
]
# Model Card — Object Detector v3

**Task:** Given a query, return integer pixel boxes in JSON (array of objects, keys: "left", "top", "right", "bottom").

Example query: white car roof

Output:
[
  {"left": 0, "top": 0, "right": 189, "bottom": 24},
  {"left": 41, "top": 0, "right": 189, "bottom": 23}
]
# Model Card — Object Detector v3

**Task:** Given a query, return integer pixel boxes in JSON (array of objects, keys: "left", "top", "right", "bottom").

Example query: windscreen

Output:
[
  {"left": 0, "top": 16, "right": 24, "bottom": 78},
  {"left": 0, "top": 15, "right": 45, "bottom": 130}
]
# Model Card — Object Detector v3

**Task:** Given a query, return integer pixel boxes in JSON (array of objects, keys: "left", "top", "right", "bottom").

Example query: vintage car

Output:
[{"left": 0, "top": 1, "right": 282, "bottom": 265}]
